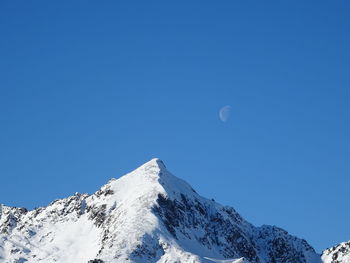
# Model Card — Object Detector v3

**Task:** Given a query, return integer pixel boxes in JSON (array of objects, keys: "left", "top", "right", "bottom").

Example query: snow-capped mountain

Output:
[
  {"left": 322, "top": 241, "right": 350, "bottom": 263},
  {"left": 0, "top": 158, "right": 346, "bottom": 263}
]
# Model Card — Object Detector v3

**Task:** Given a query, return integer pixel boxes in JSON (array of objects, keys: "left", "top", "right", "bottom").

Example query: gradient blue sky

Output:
[{"left": 1, "top": 1, "right": 349, "bottom": 252}]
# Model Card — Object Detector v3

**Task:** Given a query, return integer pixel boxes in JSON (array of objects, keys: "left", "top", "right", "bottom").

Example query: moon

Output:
[{"left": 219, "top": 105, "right": 232, "bottom": 122}]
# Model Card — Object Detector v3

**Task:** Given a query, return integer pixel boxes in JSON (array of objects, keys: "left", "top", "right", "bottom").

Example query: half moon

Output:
[{"left": 219, "top": 105, "right": 232, "bottom": 122}]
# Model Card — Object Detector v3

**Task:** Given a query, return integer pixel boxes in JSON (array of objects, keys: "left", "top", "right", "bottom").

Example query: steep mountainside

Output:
[{"left": 0, "top": 159, "right": 345, "bottom": 263}]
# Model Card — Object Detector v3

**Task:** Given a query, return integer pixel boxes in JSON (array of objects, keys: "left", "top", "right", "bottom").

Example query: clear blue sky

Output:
[{"left": 1, "top": 1, "right": 349, "bottom": 252}]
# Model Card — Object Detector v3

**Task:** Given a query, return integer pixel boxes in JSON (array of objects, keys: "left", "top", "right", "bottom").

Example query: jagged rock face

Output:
[
  {"left": 153, "top": 190, "right": 318, "bottom": 263},
  {"left": 322, "top": 241, "right": 350, "bottom": 263},
  {"left": 153, "top": 193, "right": 259, "bottom": 262},
  {"left": 0, "top": 158, "right": 337, "bottom": 263}
]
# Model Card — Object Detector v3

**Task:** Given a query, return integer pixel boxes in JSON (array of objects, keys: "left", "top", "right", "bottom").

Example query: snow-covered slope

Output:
[
  {"left": 322, "top": 241, "right": 350, "bottom": 263},
  {"left": 0, "top": 158, "right": 342, "bottom": 263}
]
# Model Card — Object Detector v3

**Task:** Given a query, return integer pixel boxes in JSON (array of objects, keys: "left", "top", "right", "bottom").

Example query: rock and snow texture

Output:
[
  {"left": 0, "top": 158, "right": 346, "bottom": 263},
  {"left": 322, "top": 241, "right": 350, "bottom": 263}
]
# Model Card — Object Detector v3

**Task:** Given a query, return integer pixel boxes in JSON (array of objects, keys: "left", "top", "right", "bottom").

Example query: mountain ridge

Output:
[{"left": 0, "top": 158, "right": 348, "bottom": 263}]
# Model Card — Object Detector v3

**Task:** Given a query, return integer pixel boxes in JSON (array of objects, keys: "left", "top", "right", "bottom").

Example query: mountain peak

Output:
[
  {"left": 322, "top": 240, "right": 350, "bottom": 263},
  {"left": 134, "top": 158, "right": 167, "bottom": 174},
  {"left": 0, "top": 159, "right": 340, "bottom": 263},
  {"left": 145, "top": 157, "right": 166, "bottom": 167},
  {"left": 101, "top": 158, "right": 193, "bottom": 202}
]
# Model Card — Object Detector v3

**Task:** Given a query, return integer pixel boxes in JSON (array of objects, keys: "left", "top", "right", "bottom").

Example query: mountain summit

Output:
[{"left": 0, "top": 159, "right": 348, "bottom": 263}]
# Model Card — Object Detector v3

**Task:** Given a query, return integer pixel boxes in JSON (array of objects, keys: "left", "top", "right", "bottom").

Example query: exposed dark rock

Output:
[
  {"left": 88, "top": 204, "right": 107, "bottom": 227},
  {"left": 87, "top": 259, "right": 104, "bottom": 263}
]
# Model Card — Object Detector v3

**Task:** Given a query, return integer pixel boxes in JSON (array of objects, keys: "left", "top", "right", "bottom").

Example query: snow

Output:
[
  {"left": 321, "top": 240, "right": 350, "bottom": 263},
  {"left": 0, "top": 158, "right": 346, "bottom": 263},
  {"left": 204, "top": 257, "right": 249, "bottom": 263},
  {"left": 28, "top": 215, "right": 100, "bottom": 262}
]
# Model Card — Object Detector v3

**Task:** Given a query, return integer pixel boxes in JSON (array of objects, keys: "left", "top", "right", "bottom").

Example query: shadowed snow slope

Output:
[{"left": 0, "top": 158, "right": 346, "bottom": 263}]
